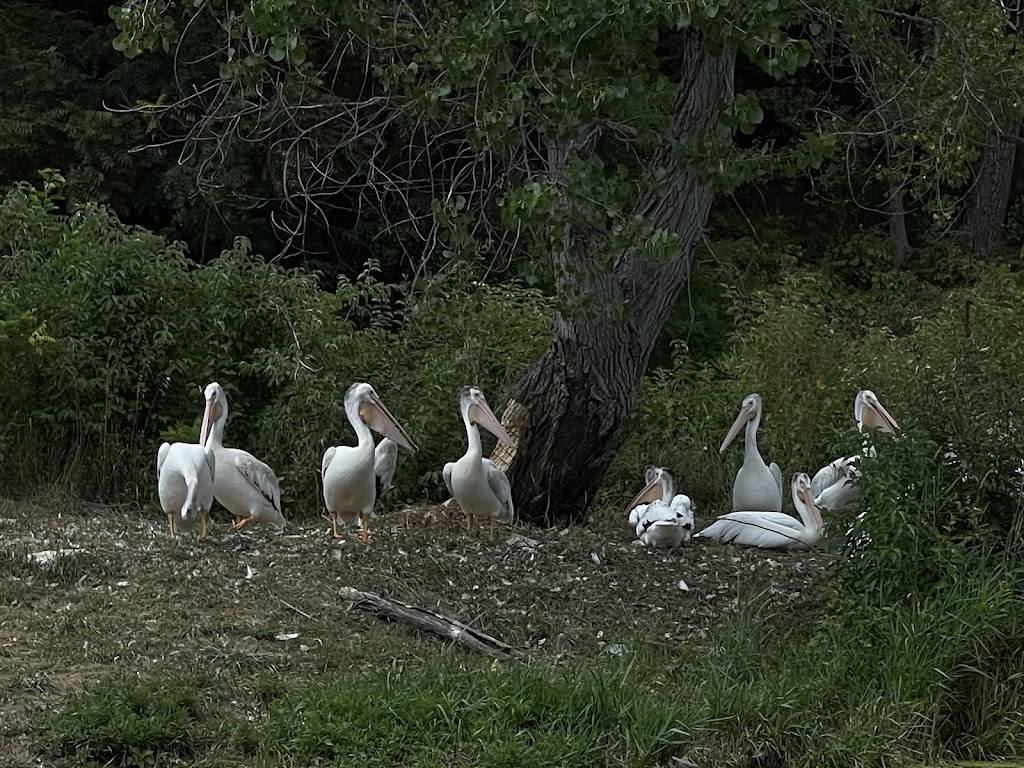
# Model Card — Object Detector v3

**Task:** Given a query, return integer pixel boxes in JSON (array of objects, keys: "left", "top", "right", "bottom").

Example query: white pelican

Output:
[
  {"left": 811, "top": 389, "right": 900, "bottom": 511},
  {"left": 322, "top": 383, "right": 417, "bottom": 542},
  {"left": 156, "top": 392, "right": 217, "bottom": 539},
  {"left": 443, "top": 385, "right": 515, "bottom": 540},
  {"left": 720, "top": 393, "right": 783, "bottom": 513},
  {"left": 204, "top": 382, "right": 286, "bottom": 532},
  {"left": 696, "top": 472, "right": 824, "bottom": 550},
  {"left": 624, "top": 466, "right": 694, "bottom": 548}
]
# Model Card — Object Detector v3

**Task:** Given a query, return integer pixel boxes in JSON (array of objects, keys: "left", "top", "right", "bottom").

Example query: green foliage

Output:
[
  {"left": 45, "top": 677, "right": 201, "bottom": 766},
  {"left": 0, "top": 179, "right": 548, "bottom": 507}
]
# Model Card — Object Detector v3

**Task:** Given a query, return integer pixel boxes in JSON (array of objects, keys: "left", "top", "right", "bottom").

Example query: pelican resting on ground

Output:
[
  {"left": 204, "top": 382, "right": 286, "bottom": 532},
  {"left": 156, "top": 393, "right": 217, "bottom": 540},
  {"left": 811, "top": 389, "right": 901, "bottom": 511},
  {"left": 720, "top": 393, "right": 783, "bottom": 513},
  {"left": 443, "top": 386, "right": 515, "bottom": 540},
  {"left": 624, "top": 466, "right": 694, "bottom": 549},
  {"left": 322, "top": 383, "right": 418, "bottom": 542},
  {"left": 696, "top": 472, "right": 824, "bottom": 550}
]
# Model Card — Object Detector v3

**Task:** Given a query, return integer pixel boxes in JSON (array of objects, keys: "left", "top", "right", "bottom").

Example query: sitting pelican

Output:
[
  {"left": 720, "top": 393, "right": 783, "bottom": 513},
  {"left": 811, "top": 389, "right": 901, "bottom": 511},
  {"left": 696, "top": 472, "right": 824, "bottom": 550},
  {"left": 156, "top": 392, "right": 217, "bottom": 539},
  {"left": 443, "top": 386, "right": 515, "bottom": 540},
  {"left": 204, "top": 382, "right": 286, "bottom": 532},
  {"left": 322, "top": 383, "right": 418, "bottom": 542},
  {"left": 624, "top": 466, "right": 694, "bottom": 549}
]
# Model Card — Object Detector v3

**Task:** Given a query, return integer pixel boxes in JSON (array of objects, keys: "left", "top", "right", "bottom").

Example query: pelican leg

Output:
[
  {"left": 231, "top": 515, "right": 246, "bottom": 531},
  {"left": 489, "top": 518, "right": 497, "bottom": 541},
  {"left": 167, "top": 512, "right": 176, "bottom": 540},
  {"left": 466, "top": 513, "right": 475, "bottom": 534},
  {"left": 360, "top": 513, "right": 372, "bottom": 544},
  {"left": 199, "top": 509, "right": 209, "bottom": 540},
  {"left": 234, "top": 515, "right": 257, "bottom": 532},
  {"left": 330, "top": 511, "right": 342, "bottom": 539}
]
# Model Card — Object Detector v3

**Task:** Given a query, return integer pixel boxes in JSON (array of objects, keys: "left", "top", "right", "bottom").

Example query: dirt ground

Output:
[{"left": 0, "top": 496, "right": 834, "bottom": 766}]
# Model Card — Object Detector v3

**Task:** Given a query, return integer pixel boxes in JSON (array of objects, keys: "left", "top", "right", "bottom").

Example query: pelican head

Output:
[
  {"left": 624, "top": 466, "right": 677, "bottom": 515},
  {"left": 720, "top": 393, "right": 763, "bottom": 453},
  {"left": 345, "top": 382, "right": 418, "bottom": 452},
  {"left": 458, "top": 385, "right": 515, "bottom": 446},
  {"left": 791, "top": 472, "right": 824, "bottom": 534},
  {"left": 854, "top": 390, "right": 900, "bottom": 435},
  {"left": 200, "top": 381, "right": 226, "bottom": 446}
]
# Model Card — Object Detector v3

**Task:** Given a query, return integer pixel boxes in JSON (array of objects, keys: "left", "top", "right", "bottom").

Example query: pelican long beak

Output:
[
  {"left": 624, "top": 477, "right": 664, "bottom": 516},
  {"left": 469, "top": 398, "right": 515, "bottom": 447},
  {"left": 199, "top": 397, "right": 215, "bottom": 447},
  {"left": 720, "top": 403, "right": 754, "bottom": 453},
  {"left": 867, "top": 399, "right": 901, "bottom": 434},
  {"left": 797, "top": 485, "right": 824, "bottom": 530},
  {"left": 365, "top": 396, "right": 418, "bottom": 452}
]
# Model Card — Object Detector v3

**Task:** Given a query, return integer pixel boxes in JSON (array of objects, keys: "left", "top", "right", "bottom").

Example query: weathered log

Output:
[{"left": 340, "top": 587, "right": 527, "bottom": 661}]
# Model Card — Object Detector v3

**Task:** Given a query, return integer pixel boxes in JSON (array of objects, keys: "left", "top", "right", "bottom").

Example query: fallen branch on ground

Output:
[{"left": 340, "top": 587, "right": 527, "bottom": 662}]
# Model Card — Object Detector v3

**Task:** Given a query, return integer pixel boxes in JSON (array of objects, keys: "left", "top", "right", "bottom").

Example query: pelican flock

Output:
[
  {"left": 151, "top": 378, "right": 892, "bottom": 565},
  {"left": 624, "top": 466, "right": 694, "bottom": 548},
  {"left": 812, "top": 389, "right": 901, "bottom": 511},
  {"left": 322, "top": 382, "right": 417, "bottom": 542},
  {"left": 204, "top": 382, "right": 286, "bottom": 532},
  {"left": 443, "top": 385, "right": 516, "bottom": 540},
  {"left": 697, "top": 472, "right": 824, "bottom": 550},
  {"left": 720, "top": 393, "right": 783, "bottom": 513}
]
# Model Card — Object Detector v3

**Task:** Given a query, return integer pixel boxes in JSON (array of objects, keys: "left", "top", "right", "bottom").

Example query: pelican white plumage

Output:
[
  {"left": 204, "top": 382, "right": 286, "bottom": 532},
  {"left": 720, "top": 393, "right": 783, "bottom": 513},
  {"left": 443, "top": 386, "right": 515, "bottom": 540},
  {"left": 811, "top": 390, "right": 900, "bottom": 511},
  {"left": 322, "top": 383, "right": 417, "bottom": 542},
  {"left": 156, "top": 393, "right": 217, "bottom": 539},
  {"left": 696, "top": 472, "right": 824, "bottom": 550},
  {"left": 624, "top": 466, "right": 694, "bottom": 548}
]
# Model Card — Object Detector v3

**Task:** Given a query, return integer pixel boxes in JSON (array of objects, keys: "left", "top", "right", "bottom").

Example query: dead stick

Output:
[{"left": 340, "top": 587, "right": 526, "bottom": 661}]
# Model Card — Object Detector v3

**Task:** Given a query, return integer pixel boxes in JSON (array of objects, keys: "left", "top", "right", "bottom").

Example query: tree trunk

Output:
[
  {"left": 506, "top": 31, "right": 735, "bottom": 525},
  {"left": 888, "top": 188, "right": 913, "bottom": 269},
  {"left": 961, "top": 123, "right": 1020, "bottom": 257}
]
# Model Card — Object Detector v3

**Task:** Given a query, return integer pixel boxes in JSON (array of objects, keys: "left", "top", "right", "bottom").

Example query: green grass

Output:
[
  {"left": 40, "top": 582, "right": 1024, "bottom": 768},
  {"left": 4, "top": 499, "right": 1023, "bottom": 767}
]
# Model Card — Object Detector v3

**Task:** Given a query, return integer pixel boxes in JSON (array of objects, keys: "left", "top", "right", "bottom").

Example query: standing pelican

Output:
[
  {"left": 812, "top": 390, "right": 901, "bottom": 511},
  {"left": 624, "top": 466, "right": 695, "bottom": 548},
  {"left": 156, "top": 393, "right": 217, "bottom": 540},
  {"left": 720, "top": 393, "right": 783, "bottom": 513},
  {"left": 204, "top": 382, "right": 286, "bottom": 532},
  {"left": 322, "top": 383, "right": 418, "bottom": 542},
  {"left": 443, "top": 386, "right": 515, "bottom": 540},
  {"left": 696, "top": 473, "right": 824, "bottom": 550}
]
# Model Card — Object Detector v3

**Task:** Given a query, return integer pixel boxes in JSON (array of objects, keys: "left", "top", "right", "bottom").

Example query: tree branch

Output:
[{"left": 340, "top": 587, "right": 527, "bottom": 661}]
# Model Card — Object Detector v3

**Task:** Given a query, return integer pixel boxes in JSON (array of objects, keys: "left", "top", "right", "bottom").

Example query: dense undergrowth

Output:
[{"left": 4, "top": 178, "right": 1024, "bottom": 765}]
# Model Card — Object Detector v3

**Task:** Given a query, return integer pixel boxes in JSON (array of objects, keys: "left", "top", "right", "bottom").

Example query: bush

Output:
[{"left": 0, "top": 179, "right": 549, "bottom": 509}]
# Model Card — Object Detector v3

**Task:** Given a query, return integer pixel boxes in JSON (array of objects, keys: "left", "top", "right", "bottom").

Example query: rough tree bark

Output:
[
  {"left": 961, "top": 123, "right": 1020, "bottom": 257},
  {"left": 887, "top": 188, "right": 913, "bottom": 269},
  {"left": 506, "top": 31, "right": 735, "bottom": 525}
]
